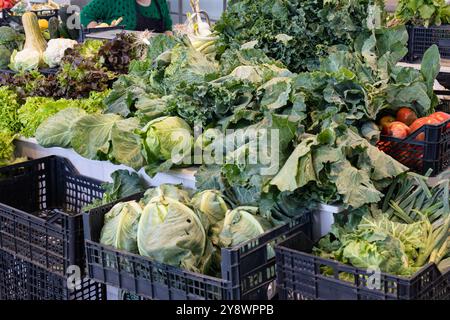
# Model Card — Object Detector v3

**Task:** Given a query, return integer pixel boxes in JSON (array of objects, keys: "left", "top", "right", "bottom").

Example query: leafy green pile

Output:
[
  {"left": 315, "top": 175, "right": 450, "bottom": 276},
  {"left": 0, "top": 39, "right": 116, "bottom": 100},
  {"left": 108, "top": 23, "right": 438, "bottom": 133},
  {"left": 166, "top": 52, "right": 291, "bottom": 126},
  {"left": 57, "top": 45, "right": 116, "bottom": 99},
  {"left": 215, "top": 0, "right": 383, "bottom": 72},
  {"left": 0, "top": 130, "right": 25, "bottom": 167},
  {"left": 98, "top": 33, "right": 135, "bottom": 74},
  {"left": 294, "top": 26, "right": 439, "bottom": 132},
  {"left": 0, "top": 70, "right": 48, "bottom": 100},
  {"left": 270, "top": 127, "right": 408, "bottom": 209},
  {"left": 99, "top": 183, "right": 274, "bottom": 276},
  {"left": 195, "top": 114, "right": 300, "bottom": 223},
  {"left": 394, "top": 0, "right": 450, "bottom": 27},
  {"left": 194, "top": 26, "right": 436, "bottom": 220},
  {"left": 84, "top": 169, "right": 147, "bottom": 212},
  {"left": 36, "top": 110, "right": 145, "bottom": 169},
  {"left": 19, "top": 97, "right": 75, "bottom": 138},
  {"left": 0, "top": 86, "right": 21, "bottom": 133},
  {"left": 104, "top": 36, "right": 219, "bottom": 118},
  {"left": 18, "top": 90, "right": 109, "bottom": 138},
  {"left": 105, "top": 36, "right": 294, "bottom": 129},
  {"left": 0, "top": 87, "right": 27, "bottom": 167},
  {"left": 0, "top": 130, "right": 15, "bottom": 164}
]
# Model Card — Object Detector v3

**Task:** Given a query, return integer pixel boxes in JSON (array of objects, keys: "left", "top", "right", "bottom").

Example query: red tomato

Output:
[
  {"left": 2, "top": 0, "right": 15, "bottom": 9},
  {"left": 383, "top": 121, "right": 411, "bottom": 139},
  {"left": 409, "top": 117, "right": 441, "bottom": 141},
  {"left": 429, "top": 112, "right": 450, "bottom": 128},
  {"left": 396, "top": 107, "right": 418, "bottom": 126}
]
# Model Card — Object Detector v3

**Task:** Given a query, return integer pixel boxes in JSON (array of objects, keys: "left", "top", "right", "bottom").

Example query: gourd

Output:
[
  {"left": 10, "top": 12, "right": 48, "bottom": 71},
  {"left": 22, "top": 12, "right": 47, "bottom": 56}
]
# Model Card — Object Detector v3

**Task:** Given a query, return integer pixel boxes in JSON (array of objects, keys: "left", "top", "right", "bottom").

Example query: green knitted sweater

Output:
[{"left": 80, "top": 0, "right": 172, "bottom": 31}]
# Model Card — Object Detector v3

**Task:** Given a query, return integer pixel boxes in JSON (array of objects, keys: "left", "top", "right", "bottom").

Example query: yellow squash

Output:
[{"left": 22, "top": 12, "right": 48, "bottom": 65}]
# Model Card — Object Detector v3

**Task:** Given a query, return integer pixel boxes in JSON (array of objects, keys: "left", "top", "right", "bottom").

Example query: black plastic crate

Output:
[
  {"left": 406, "top": 25, "right": 450, "bottom": 62},
  {"left": 436, "top": 73, "right": 450, "bottom": 91},
  {"left": 84, "top": 194, "right": 312, "bottom": 300},
  {"left": 275, "top": 232, "right": 450, "bottom": 300},
  {"left": 119, "top": 289, "right": 148, "bottom": 301},
  {"left": 435, "top": 90, "right": 450, "bottom": 113},
  {"left": 2, "top": 8, "right": 59, "bottom": 25},
  {"left": 0, "top": 249, "right": 105, "bottom": 300},
  {"left": 0, "top": 156, "right": 104, "bottom": 276},
  {"left": 377, "top": 116, "right": 449, "bottom": 176}
]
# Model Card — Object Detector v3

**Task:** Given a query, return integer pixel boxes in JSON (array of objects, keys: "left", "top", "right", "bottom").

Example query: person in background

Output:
[{"left": 80, "top": 0, "right": 173, "bottom": 34}]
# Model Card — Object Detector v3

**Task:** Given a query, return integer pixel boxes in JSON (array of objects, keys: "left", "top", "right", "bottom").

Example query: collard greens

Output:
[
  {"left": 270, "top": 128, "right": 407, "bottom": 209},
  {"left": 85, "top": 170, "right": 146, "bottom": 212}
]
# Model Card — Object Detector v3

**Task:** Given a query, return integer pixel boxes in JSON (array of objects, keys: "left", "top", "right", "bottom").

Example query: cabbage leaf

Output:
[
  {"left": 71, "top": 113, "right": 122, "bottom": 160},
  {"left": 36, "top": 108, "right": 86, "bottom": 148},
  {"left": 100, "top": 201, "right": 143, "bottom": 253}
]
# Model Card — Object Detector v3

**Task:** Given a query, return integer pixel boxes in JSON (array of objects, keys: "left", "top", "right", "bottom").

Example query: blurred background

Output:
[
  {"left": 67, "top": 0, "right": 227, "bottom": 23},
  {"left": 63, "top": 0, "right": 401, "bottom": 25}
]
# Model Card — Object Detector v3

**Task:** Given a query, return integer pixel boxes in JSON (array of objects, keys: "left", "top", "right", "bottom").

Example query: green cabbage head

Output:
[
  {"left": 191, "top": 190, "right": 229, "bottom": 225},
  {"left": 140, "top": 116, "right": 193, "bottom": 165},
  {"left": 137, "top": 196, "right": 209, "bottom": 272},
  {"left": 219, "top": 206, "right": 273, "bottom": 249},
  {"left": 100, "top": 201, "right": 143, "bottom": 253},
  {"left": 141, "top": 184, "right": 192, "bottom": 206}
]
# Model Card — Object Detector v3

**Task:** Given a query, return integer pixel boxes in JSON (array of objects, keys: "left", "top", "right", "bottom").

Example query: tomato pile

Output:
[
  {"left": 0, "top": 0, "right": 16, "bottom": 9},
  {"left": 379, "top": 108, "right": 450, "bottom": 141}
]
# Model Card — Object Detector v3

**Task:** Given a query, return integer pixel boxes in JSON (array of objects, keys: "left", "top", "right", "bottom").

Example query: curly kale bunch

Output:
[{"left": 215, "top": 0, "right": 379, "bottom": 72}]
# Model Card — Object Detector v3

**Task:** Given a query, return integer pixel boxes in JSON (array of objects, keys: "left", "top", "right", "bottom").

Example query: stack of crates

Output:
[
  {"left": 0, "top": 156, "right": 106, "bottom": 300},
  {"left": 275, "top": 232, "right": 450, "bottom": 300}
]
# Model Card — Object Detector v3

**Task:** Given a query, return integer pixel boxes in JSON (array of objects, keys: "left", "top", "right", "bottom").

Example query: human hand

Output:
[{"left": 87, "top": 21, "right": 99, "bottom": 29}]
